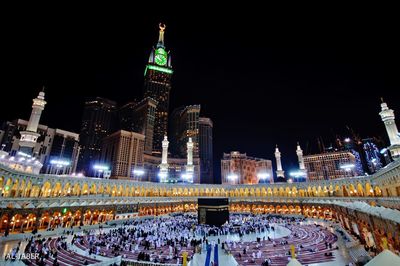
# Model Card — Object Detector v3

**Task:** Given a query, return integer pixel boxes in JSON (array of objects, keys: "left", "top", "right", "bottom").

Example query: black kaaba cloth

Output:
[{"left": 198, "top": 198, "right": 229, "bottom": 226}]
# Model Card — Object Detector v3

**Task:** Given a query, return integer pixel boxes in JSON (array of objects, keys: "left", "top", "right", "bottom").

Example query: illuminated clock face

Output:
[{"left": 155, "top": 48, "right": 167, "bottom": 66}]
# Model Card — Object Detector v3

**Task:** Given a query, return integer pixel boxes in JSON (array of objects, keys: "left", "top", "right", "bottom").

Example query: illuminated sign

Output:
[{"left": 145, "top": 65, "right": 173, "bottom": 75}]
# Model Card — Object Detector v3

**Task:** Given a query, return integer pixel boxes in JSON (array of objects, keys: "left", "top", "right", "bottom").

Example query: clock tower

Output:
[{"left": 144, "top": 23, "right": 173, "bottom": 154}]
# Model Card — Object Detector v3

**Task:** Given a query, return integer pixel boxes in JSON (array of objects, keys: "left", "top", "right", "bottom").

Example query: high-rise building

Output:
[
  {"left": 340, "top": 137, "right": 365, "bottom": 176},
  {"left": 118, "top": 101, "right": 138, "bottom": 132},
  {"left": 78, "top": 97, "right": 116, "bottom": 175},
  {"left": 170, "top": 105, "right": 201, "bottom": 158},
  {"left": 101, "top": 130, "right": 145, "bottom": 180},
  {"left": 303, "top": 151, "right": 357, "bottom": 181},
  {"left": 221, "top": 151, "right": 273, "bottom": 185},
  {"left": 143, "top": 23, "right": 173, "bottom": 153},
  {"left": 119, "top": 98, "right": 158, "bottom": 155},
  {"left": 199, "top": 117, "right": 213, "bottom": 184},
  {"left": 42, "top": 129, "right": 80, "bottom": 175},
  {"left": 0, "top": 121, "right": 17, "bottom": 152},
  {"left": 362, "top": 138, "right": 383, "bottom": 174}
]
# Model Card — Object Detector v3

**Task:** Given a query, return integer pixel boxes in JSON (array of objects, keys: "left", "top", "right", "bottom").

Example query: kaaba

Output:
[{"left": 198, "top": 198, "right": 229, "bottom": 226}]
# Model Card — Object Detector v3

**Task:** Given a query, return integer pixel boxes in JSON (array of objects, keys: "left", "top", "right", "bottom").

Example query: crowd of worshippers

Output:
[
  {"left": 74, "top": 213, "right": 202, "bottom": 263},
  {"left": 18, "top": 235, "right": 69, "bottom": 266},
  {"left": 4, "top": 213, "right": 336, "bottom": 265},
  {"left": 74, "top": 213, "right": 311, "bottom": 263}
]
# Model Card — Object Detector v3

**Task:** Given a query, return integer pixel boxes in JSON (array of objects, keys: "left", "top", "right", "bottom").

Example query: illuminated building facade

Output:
[
  {"left": 199, "top": 117, "right": 213, "bottom": 184},
  {"left": 143, "top": 24, "right": 173, "bottom": 154},
  {"left": 362, "top": 138, "right": 383, "bottom": 174},
  {"left": 101, "top": 130, "right": 145, "bottom": 179},
  {"left": 119, "top": 97, "right": 158, "bottom": 154},
  {"left": 78, "top": 97, "right": 116, "bottom": 176},
  {"left": 42, "top": 129, "right": 80, "bottom": 175},
  {"left": 221, "top": 151, "right": 273, "bottom": 185},
  {"left": 170, "top": 105, "right": 201, "bottom": 158},
  {"left": 303, "top": 151, "right": 357, "bottom": 181}
]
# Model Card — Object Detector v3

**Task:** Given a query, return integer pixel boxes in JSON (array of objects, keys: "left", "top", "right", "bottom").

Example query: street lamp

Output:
[
  {"left": 380, "top": 148, "right": 391, "bottom": 165},
  {"left": 257, "top": 173, "right": 270, "bottom": 183},
  {"left": 289, "top": 171, "right": 307, "bottom": 182},
  {"left": 50, "top": 159, "right": 70, "bottom": 175},
  {"left": 340, "top": 163, "right": 355, "bottom": 171},
  {"left": 181, "top": 172, "right": 193, "bottom": 183},
  {"left": 158, "top": 172, "right": 168, "bottom": 183},
  {"left": 227, "top": 174, "right": 238, "bottom": 184},
  {"left": 93, "top": 164, "right": 110, "bottom": 178},
  {"left": 340, "top": 163, "right": 355, "bottom": 177},
  {"left": 132, "top": 168, "right": 145, "bottom": 181}
]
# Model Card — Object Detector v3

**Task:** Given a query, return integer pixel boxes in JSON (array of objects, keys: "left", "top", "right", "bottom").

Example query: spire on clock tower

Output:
[{"left": 157, "top": 23, "right": 166, "bottom": 48}]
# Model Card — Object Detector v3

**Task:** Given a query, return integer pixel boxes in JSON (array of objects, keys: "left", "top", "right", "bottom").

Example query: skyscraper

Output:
[
  {"left": 199, "top": 117, "right": 213, "bottom": 184},
  {"left": 101, "top": 130, "right": 145, "bottom": 180},
  {"left": 362, "top": 138, "right": 383, "bottom": 174},
  {"left": 143, "top": 23, "right": 173, "bottom": 153},
  {"left": 118, "top": 97, "right": 157, "bottom": 154},
  {"left": 78, "top": 97, "right": 116, "bottom": 175},
  {"left": 118, "top": 101, "right": 138, "bottom": 132},
  {"left": 170, "top": 105, "right": 201, "bottom": 158}
]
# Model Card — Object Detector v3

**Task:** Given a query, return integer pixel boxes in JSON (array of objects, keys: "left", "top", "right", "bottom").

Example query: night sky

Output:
[{"left": 2, "top": 7, "right": 399, "bottom": 182}]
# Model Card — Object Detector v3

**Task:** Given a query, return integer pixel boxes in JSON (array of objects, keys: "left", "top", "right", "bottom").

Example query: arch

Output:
[
  {"left": 366, "top": 182, "right": 374, "bottom": 196},
  {"left": 17, "top": 179, "right": 26, "bottom": 197},
  {"left": 89, "top": 183, "right": 97, "bottom": 195},
  {"left": 52, "top": 182, "right": 62, "bottom": 197},
  {"left": 23, "top": 180, "right": 32, "bottom": 197},
  {"left": 291, "top": 187, "right": 298, "bottom": 197},
  {"left": 40, "top": 181, "right": 52, "bottom": 197},
  {"left": 82, "top": 183, "right": 89, "bottom": 195},
  {"left": 62, "top": 183, "right": 71, "bottom": 196},
  {"left": 72, "top": 183, "right": 81, "bottom": 196},
  {"left": 349, "top": 184, "right": 357, "bottom": 196},
  {"left": 117, "top": 185, "right": 123, "bottom": 196},
  {"left": 357, "top": 183, "right": 364, "bottom": 196}
]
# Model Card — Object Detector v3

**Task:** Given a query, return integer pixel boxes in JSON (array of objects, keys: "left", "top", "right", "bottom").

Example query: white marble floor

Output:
[
  {"left": 190, "top": 220, "right": 353, "bottom": 266},
  {"left": 190, "top": 224, "right": 291, "bottom": 266}
]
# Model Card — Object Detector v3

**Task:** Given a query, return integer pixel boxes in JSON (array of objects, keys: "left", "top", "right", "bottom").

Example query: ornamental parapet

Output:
[{"left": 0, "top": 160, "right": 399, "bottom": 198}]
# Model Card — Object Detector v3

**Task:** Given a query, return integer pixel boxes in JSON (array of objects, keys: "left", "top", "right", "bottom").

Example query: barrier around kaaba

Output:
[{"left": 198, "top": 198, "right": 229, "bottom": 226}]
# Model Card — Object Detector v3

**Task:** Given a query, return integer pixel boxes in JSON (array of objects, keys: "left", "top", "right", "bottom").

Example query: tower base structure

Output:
[{"left": 389, "top": 145, "right": 400, "bottom": 159}]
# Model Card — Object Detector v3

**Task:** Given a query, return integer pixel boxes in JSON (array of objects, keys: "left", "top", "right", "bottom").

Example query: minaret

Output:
[
  {"left": 379, "top": 98, "right": 400, "bottom": 158},
  {"left": 185, "top": 138, "right": 195, "bottom": 182},
  {"left": 296, "top": 142, "right": 306, "bottom": 170},
  {"left": 274, "top": 145, "right": 285, "bottom": 178},
  {"left": 158, "top": 135, "right": 169, "bottom": 182},
  {"left": 19, "top": 89, "right": 47, "bottom": 154}
]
